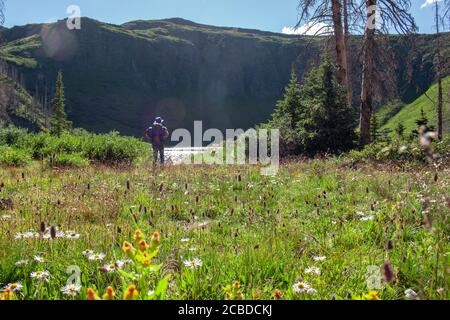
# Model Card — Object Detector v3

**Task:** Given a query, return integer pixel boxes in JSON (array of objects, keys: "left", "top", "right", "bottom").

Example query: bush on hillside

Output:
[{"left": 0, "top": 146, "right": 32, "bottom": 167}]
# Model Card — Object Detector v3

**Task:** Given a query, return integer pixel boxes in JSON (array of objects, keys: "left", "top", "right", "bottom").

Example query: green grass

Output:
[
  {"left": 375, "top": 100, "right": 405, "bottom": 127},
  {"left": 381, "top": 76, "right": 450, "bottom": 135},
  {"left": 0, "top": 159, "right": 448, "bottom": 300}
]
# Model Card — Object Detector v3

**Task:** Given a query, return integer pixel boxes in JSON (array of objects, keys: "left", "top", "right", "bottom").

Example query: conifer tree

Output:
[
  {"left": 50, "top": 71, "right": 72, "bottom": 136},
  {"left": 395, "top": 122, "right": 405, "bottom": 139},
  {"left": 265, "top": 55, "right": 357, "bottom": 155},
  {"left": 370, "top": 112, "right": 379, "bottom": 143}
]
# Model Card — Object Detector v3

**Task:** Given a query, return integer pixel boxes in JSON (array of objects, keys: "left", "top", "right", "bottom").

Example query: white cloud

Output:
[
  {"left": 281, "top": 22, "right": 333, "bottom": 36},
  {"left": 420, "top": 0, "right": 442, "bottom": 9}
]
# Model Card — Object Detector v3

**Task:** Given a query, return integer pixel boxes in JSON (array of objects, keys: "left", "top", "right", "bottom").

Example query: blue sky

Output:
[{"left": 3, "top": 0, "right": 443, "bottom": 34}]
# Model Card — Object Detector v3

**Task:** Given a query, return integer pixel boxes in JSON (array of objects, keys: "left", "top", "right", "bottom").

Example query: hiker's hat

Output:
[{"left": 154, "top": 117, "right": 164, "bottom": 124}]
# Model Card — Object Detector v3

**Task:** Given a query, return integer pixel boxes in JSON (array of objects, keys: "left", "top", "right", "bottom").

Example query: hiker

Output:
[{"left": 145, "top": 117, "right": 169, "bottom": 165}]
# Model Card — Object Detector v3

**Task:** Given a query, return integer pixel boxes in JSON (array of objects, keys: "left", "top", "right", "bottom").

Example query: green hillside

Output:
[
  {"left": 0, "top": 17, "right": 449, "bottom": 137},
  {"left": 381, "top": 76, "right": 450, "bottom": 136}
]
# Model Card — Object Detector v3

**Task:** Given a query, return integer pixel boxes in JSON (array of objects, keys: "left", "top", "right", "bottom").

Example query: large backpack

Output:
[{"left": 147, "top": 125, "right": 168, "bottom": 145}]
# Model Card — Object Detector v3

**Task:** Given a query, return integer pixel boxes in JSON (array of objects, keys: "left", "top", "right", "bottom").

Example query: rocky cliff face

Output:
[{"left": 0, "top": 18, "right": 447, "bottom": 137}]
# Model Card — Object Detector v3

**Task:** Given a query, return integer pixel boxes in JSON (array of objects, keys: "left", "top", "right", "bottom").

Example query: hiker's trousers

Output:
[{"left": 152, "top": 144, "right": 165, "bottom": 164}]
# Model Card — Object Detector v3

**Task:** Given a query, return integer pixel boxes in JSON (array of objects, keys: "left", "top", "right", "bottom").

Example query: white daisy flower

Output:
[
  {"left": 34, "top": 256, "right": 45, "bottom": 263},
  {"left": 305, "top": 266, "right": 321, "bottom": 276},
  {"left": 30, "top": 270, "right": 51, "bottom": 282},
  {"left": 181, "top": 238, "right": 190, "bottom": 243},
  {"left": 82, "top": 249, "right": 94, "bottom": 257},
  {"left": 42, "top": 233, "right": 52, "bottom": 240},
  {"left": 114, "top": 260, "right": 125, "bottom": 269},
  {"left": 15, "top": 259, "right": 29, "bottom": 266},
  {"left": 183, "top": 258, "right": 203, "bottom": 269},
  {"left": 312, "top": 256, "right": 326, "bottom": 262},
  {"left": 193, "top": 258, "right": 203, "bottom": 267},
  {"left": 360, "top": 215, "right": 374, "bottom": 221},
  {"left": 292, "top": 281, "right": 310, "bottom": 293},
  {"left": 56, "top": 231, "right": 66, "bottom": 238},
  {"left": 65, "top": 232, "right": 80, "bottom": 240},
  {"left": 23, "top": 231, "right": 39, "bottom": 239},
  {"left": 306, "top": 288, "right": 318, "bottom": 294},
  {"left": 3, "top": 282, "right": 23, "bottom": 292},
  {"left": 14, "top": 232, "right": 25, "bottom": 239},
  {"left": 115, "top": 259, "right": 131, "bottom": 269},
  {"left": 405, "top": 289, "right": 418, "bottom": 299},
  {"left": 61, "top": 284, "right": 81, "bottom": 297},
  {"left": 88, "top": 253, "right": 105, "bottom": 261},
  {"left": 1, "top": 214, "right": 11, "bottom": 221},
  {"left": 197, "top": 221, "right": 209, "bottom": 228},
  {"left": 99, "top": 264, "right": 116, "bottom": 273}
]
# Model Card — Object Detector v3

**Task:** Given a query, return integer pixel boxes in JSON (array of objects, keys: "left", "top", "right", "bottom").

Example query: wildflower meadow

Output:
[{"left": 0, "top": 157, "right": 448, "bottom": 300}]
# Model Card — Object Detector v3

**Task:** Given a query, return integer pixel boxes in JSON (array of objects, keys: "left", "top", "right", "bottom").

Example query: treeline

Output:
[
  {"left": 263, "top": 0, "right": 450, "bottom": 157},
  {"left": 260, "top": 55, "right": 450, "bottom": 162}
]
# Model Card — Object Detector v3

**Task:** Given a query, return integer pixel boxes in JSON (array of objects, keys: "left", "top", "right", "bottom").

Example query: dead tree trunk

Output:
[
  {"left": 435, "top": 0, "right": 443, "bottom": 139},
  {"left": 343, "top": 0, "right": 353, "bottom": 107},
  {"left": 359, "top": 0, "right": 376, "bottom": 146},
  {"left": 331, "top": 0, "right": 350, "bottom": 106}
]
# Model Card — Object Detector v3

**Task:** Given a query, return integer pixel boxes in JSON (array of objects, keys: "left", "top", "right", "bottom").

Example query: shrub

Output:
[
  {"left": 48, "top": 153, "right": 89, "bottom": 168},
  {"left": 345, "top": 136, "right": 450, "bottom": 164},
  {"left": 433, "top": 135, "right": 450, "bottom": 158},
  {"left": 0, "top": 126, "right": 150, "bottom": 165},
  {"left": 83, "top": 132, "right": 148, "bottom": 164},
  {"left": 0, "top": 125, "right": 31, "bottom": 148},
  {"left": 30, "top": 132, "right": 84, "bottom": 158},
  {"left": 0, "top": 146, "right": 31, "bottom": 167}
]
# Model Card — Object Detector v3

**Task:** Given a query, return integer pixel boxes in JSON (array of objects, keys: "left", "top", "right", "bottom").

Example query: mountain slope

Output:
[
  {"left": 1, "top": 18, "right": 320, "bottom": 136},
  {"left": 0, "top": 17, "right": 449, "bottom": 137},
  {"left": 0, "top": 70, "right": 45, "bottom": 130},
  {"left": 381, "top": 76, "right": 450, "bottom": 135}
]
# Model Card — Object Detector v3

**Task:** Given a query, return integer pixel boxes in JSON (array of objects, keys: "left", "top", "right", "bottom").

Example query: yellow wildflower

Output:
[
  {"left": 133, "top": 229, "right": 144, "bottom": 242},
  {"left": 102, "top": 287, "right": 115, "bottom": 300},
  {"left": 150, "top": 231, "right": 161, "bottom": 250},
  {"left": 138, "top": 239, "right": 149, "bottom": 252},
  {"left": 122, "top": 241, "right": 133, "bottom": 256},
  {"left": 223, "top": 284, "right": 232, "bottom": 294},
  {"left": 142, "top": 258, "right": 152, "bottom": 267},
  {"left": 124, "top": 285, "right": 139, "bottom": 300},
  {"left": 272, "top": 290, "right": 284, "bottom": 300},
  {"left": 87, "top": 288, "right": 101, "bottom": 300},
  {"left": 0, "top": 288, "right": 14, "bottom": 300},
  {"left": 366, "top": 290, "right": 380, "bottom": 300}
]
